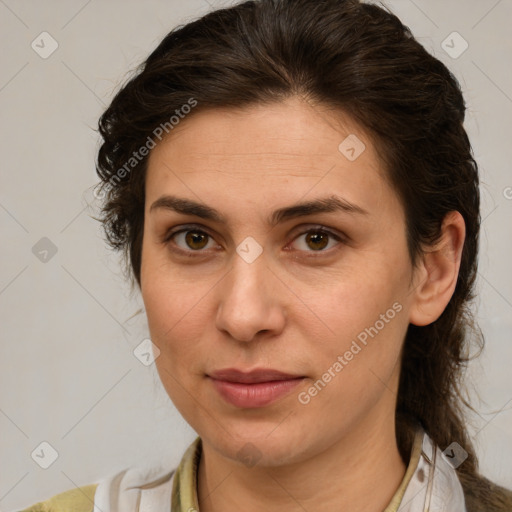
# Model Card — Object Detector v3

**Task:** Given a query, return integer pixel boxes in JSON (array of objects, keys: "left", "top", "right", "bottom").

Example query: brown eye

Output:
[
  {"left": 305, "top": 231, "right": 330, "bottom": 251},
  {"left": 184, "top": 231, "right": 209, "bottom": 250},
  {"left": 290, "top": 228, "right": 342, "bottom": 254},
  {"left": 166, "top": 228, "right": 216, "bottom": 254}
]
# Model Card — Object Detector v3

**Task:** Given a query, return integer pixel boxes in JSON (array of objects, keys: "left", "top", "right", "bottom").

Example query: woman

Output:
[{"left": 19, "top": 0, "right": 512, "bottom": 510}]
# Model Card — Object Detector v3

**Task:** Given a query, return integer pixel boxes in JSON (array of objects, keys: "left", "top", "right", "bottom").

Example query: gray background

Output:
[{"left": 0, "top": 0, "right": 511, "bottom": 509}]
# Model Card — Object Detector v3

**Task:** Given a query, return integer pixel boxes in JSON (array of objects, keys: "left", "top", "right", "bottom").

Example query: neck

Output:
[{"left": 198, "top": 409, "right": 408, "bottom": 512}]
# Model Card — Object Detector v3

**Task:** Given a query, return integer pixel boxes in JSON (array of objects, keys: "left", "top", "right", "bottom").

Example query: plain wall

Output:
[{"left": 1, "top": 0, "right": 511, "bottom": 509}]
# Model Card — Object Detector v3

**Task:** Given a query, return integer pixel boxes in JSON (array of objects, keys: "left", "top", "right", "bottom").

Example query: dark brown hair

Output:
[{"left": 95, "top": 0, "right": 512, "bottom": 508}]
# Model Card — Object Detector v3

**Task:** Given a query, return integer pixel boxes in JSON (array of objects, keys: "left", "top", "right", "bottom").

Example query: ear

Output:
[{"left": 409, "top": 211, "right": 466, "bottom": 326}]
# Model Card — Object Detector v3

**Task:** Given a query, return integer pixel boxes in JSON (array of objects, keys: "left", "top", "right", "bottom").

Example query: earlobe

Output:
[{"left": 409, "top": 211, "right": 466, "bottom": 326}]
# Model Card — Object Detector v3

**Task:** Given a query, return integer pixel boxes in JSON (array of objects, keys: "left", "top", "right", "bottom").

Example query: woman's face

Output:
[{"left": 140, "top": 96, "right": 419, "bottom": 467}]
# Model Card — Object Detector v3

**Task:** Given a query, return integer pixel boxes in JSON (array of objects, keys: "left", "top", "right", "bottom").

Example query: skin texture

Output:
[{"left": 140, "top": 96, "right": 465, "bottom": 512}]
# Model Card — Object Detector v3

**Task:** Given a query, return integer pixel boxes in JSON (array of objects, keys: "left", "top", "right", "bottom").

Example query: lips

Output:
[
  {"left": 207, "top": 368, "right": 306, "bottom": 408},
  {"left": 208, "top": 368, "right": 303, "bottom": 384}
]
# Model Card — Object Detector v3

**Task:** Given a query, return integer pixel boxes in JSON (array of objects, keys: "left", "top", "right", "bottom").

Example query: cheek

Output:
[
  {"left": 140, "top": 262, "right": 213, "bottom": 414},
  {"left": 296, "top": 256, "right": 410, "bottom": 391},
  {"left": 141, "top": 239, "right": 196, "bottom": 332},
  {"left": 140, "top": 248, "right": 220, "bottom": 375},
  {"left": 299, "top": 260, "right": 407, "bottom": 340},
  {"left": 296, "top": 281, "right": 407, "bottom": 429},
  {"left": 142, "top": 273, "right": 208, "bottom": 348}
]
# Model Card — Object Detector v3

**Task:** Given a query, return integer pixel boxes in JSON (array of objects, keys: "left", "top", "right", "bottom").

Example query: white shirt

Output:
[{"left": 93, "top": 426, "right": 467, "bottom": 512}]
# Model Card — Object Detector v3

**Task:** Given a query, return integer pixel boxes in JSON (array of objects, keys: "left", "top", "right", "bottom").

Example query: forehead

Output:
[{"left": 145, "top": 97, "right": 401, "bottom": 223}]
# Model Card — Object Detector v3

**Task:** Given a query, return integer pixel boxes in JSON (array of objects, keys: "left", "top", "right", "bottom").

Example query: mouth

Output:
[
  {"left": 208, "top": 367, "right": 304, "bottom": 384},
  {"left": 207, "top": 368, "right": 306, "bottom": 408}
]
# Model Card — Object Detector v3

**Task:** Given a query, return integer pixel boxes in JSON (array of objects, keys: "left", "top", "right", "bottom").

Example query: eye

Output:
[
  {"left": 164, "top": 226, "right": 217, "bottom": 255},
  {"left": 163, "top": 224, "right": 344, "bottom": 258},
  {"left": 289, "top": 227, "right": 343, "bottom": 254}
]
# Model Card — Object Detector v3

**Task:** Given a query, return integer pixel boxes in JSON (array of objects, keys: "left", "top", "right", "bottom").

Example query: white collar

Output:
[
  {"left": 94, "top": 428, "right": 467, "bottom": 512},
  {"left": 397, "top": 428, "right": 467, "bottom": 511}
]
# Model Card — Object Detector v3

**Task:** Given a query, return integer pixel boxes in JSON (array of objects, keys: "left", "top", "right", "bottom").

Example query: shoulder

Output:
[
  {"left": 459, "top": 472, "right": 512, "bottom": 512},
  {"left": 15, "top": 462, "right": 179, "bottom": 512},
  {"left": 17, "top": 483, "right": 98, "bottom": 512},
  {"left": 16, "top": 438, "right": 196, "bottom": 512}
]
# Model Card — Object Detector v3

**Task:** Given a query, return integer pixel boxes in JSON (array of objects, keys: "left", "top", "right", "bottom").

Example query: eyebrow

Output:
[{"left": 149, "top": 194, "right": 368, "bottom": 227}]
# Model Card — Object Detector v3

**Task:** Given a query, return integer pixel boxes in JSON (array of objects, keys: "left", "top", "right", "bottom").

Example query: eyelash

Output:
[{"left": 163, "top": 224, "right": 345, "bottom": 259}]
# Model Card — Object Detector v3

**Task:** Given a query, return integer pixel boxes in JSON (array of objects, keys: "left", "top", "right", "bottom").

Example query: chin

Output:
[{"left": 203, "top": 422, "right": 312, "bottom": 467}]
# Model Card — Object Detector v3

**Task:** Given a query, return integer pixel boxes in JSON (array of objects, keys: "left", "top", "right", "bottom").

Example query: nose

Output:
[{"left": 215, "top": 249, "right": 287, "bottom": 343}]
